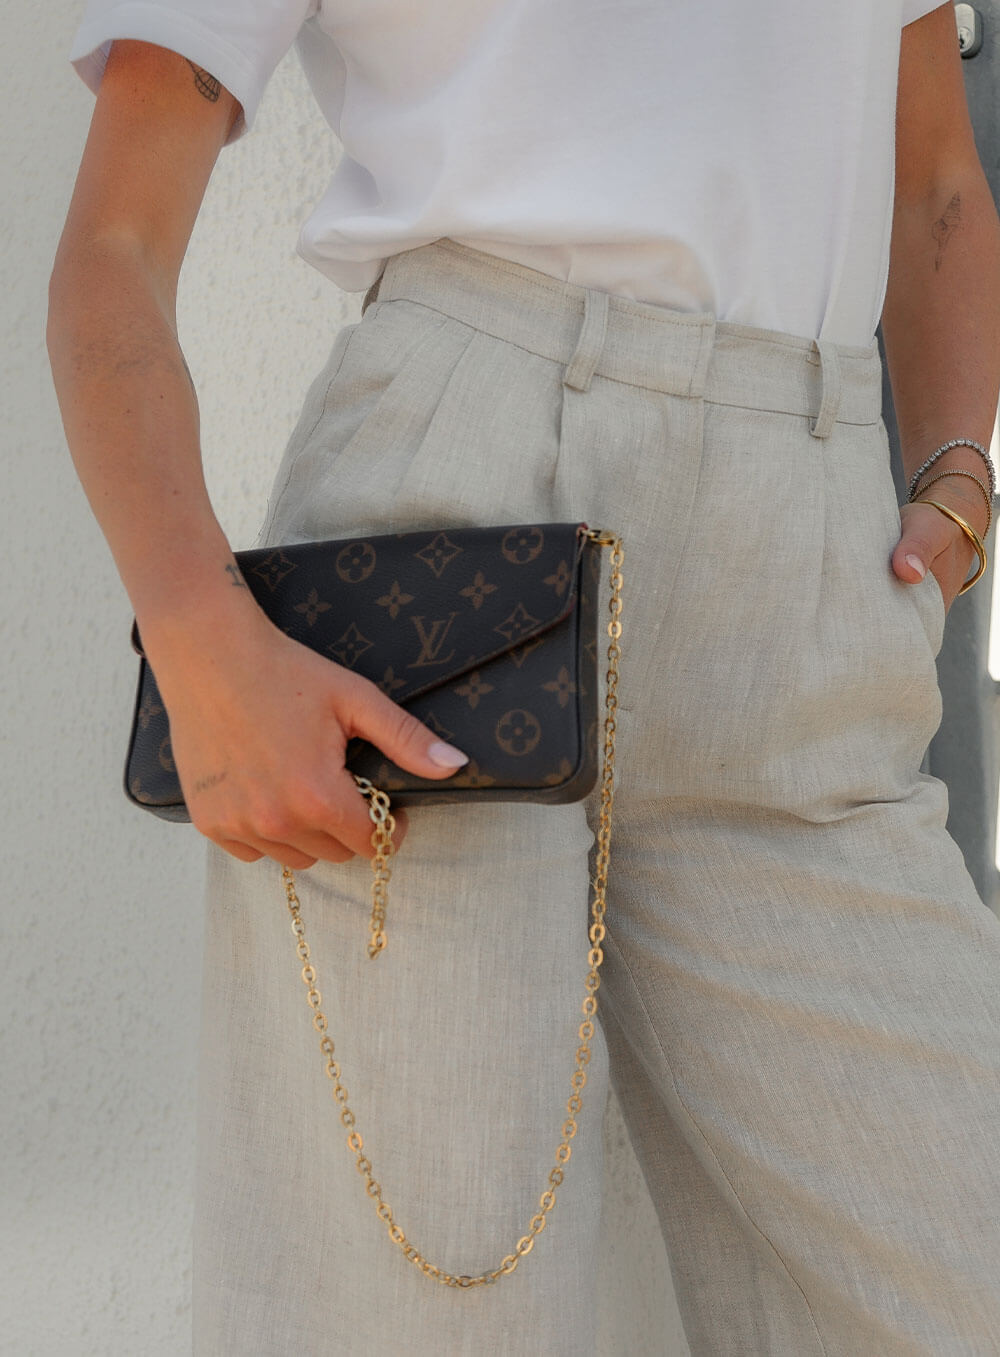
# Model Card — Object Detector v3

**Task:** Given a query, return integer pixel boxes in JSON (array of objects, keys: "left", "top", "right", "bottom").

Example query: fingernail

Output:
[
  {"left": 428, "top": 740, "right": 469, "bottom": 769},
  {"left": 905, "top": 554, "right": 926, "bottom": 580}
]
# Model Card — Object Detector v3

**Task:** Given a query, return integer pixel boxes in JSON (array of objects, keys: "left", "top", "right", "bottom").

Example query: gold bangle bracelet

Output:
[
  {"left": 909, "top": 470, "right": 992, "bottom": 536},
  {"left": 917, "top": 499, "right": 988, "bottom": 594}
]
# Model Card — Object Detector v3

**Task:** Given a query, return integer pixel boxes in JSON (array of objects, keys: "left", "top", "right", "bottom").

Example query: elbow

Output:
[
  {"left": 46, "top": 230, "right": 172, "bottom": 363},
  {"left": 893, "top": 151, "right": 994, "bottom": 218}
]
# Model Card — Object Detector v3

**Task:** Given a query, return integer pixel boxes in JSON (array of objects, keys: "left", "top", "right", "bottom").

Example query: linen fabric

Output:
[
  {"left": 70, "top": 0, "right": 944, "bottom": 346},
  {"left": 193, "top": 240, "right": 1000, "bottom": 1355}
]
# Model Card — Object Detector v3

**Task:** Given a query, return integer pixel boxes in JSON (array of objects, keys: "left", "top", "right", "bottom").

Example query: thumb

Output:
[
  {"left": 347, "top": 681, "right": 469, "bottom": 780},
  {"left": 892, "top": 501, "right": 952, "bottom": 585}
]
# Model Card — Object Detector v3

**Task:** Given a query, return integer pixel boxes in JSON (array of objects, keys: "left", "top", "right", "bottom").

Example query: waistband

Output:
[{"left": 371, "top": 239, "right": 884, "bottom": 437}]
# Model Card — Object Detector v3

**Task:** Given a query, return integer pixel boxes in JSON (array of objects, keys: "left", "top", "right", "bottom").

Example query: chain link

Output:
[
  {"left": 281, "top": 529, "right": 624, "bottom": 1287},
  {"left": 353, "top": 777, "right": 395, "bottom": 958}
]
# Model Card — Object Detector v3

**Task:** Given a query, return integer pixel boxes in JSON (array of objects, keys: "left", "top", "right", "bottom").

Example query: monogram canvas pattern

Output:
[{"left": 126, "top": 524, "right": 602, "bottom": 819}]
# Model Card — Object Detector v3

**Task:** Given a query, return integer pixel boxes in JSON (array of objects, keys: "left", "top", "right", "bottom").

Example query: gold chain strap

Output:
[
  {"left": 281, "top": 528, "right": 624, "bottom": 1288},
  {"left": 355, "top": 779, "right": 394, "bottom": 958}
]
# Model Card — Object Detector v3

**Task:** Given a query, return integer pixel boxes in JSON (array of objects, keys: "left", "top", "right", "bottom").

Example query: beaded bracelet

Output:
[
  {"left": 907, "top": 438, "right": 995, "bottom": 501},
  {"left": 910, "top": 469, "right": 992, "bottom": 535}
]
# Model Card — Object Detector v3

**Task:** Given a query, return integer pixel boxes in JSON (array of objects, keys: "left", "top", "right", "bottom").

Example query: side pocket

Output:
[
  {"left": 256, "top": 302, "right": 457, "bottom": 546},
  {"left": 255, "top": 320, "right": 363, "bottom": 547},
  {"left": 907, "top": 569, "right": 947, "bottom": 659}
]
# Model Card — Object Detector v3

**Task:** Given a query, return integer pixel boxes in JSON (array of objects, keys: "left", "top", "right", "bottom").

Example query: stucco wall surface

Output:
[{"left": 2, "top": 5, "right": 685, "bottom": 1354}]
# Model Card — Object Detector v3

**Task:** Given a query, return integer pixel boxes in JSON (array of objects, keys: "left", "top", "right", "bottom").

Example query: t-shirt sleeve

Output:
[
  {"left": 901, "top": 1, "right": 949, "bottom": 25},
  {"left": 69, "top": 0, "right": 318, "bottom": 143}
]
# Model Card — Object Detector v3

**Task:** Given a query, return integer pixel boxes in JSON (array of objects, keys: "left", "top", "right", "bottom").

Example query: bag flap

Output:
[{"left": 131, "top": 523, "right": 589, "bottom": 706}]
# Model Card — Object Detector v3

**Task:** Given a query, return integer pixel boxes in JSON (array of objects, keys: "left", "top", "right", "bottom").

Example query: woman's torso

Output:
[
  {"left": 71, "top": 0, "right": 944, "bottom": 345},
  {"left": 294, "top": 0, "right": 939, "bottom": 345}
]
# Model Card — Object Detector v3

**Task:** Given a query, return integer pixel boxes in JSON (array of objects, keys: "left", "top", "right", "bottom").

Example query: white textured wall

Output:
[{"left": 3, "top": 6, "right": 685, "bottom": 1354}]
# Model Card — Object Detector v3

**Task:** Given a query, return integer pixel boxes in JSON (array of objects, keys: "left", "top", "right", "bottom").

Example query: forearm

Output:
[
  {"left": 47, "top": 236, "right": 263, "bottom": 668},
  {"left": 881, "top": 165, "right": 1000, "bottom": 517}
]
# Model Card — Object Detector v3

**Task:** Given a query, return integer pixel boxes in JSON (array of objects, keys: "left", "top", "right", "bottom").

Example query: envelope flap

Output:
[{"left": 131, "top": 523, "right": 589, "bottom": 705}]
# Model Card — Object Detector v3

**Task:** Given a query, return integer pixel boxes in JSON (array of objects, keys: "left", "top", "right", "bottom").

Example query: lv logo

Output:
[{"left": 409, "top": 612, "right": 459, "bottom": 668}]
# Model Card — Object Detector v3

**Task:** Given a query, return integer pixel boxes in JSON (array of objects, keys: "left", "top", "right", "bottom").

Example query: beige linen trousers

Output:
[{"left": 194, "top": 240, "right": 1000, "bottom": 1356}]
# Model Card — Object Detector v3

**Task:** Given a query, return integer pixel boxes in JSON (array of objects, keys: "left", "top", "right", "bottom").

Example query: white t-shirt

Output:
[{"left": 70, "top": 1, "right": 945, "bottom": 346}]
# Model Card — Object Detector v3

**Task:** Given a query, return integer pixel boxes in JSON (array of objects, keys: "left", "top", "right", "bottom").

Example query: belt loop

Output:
[
  {"left": 810, "top": 339, "right": 842, "bottom": 439},
  {"left": 687, "top": 315, "right": 716, "bottom": 399},
  {"left": 563, "top": 288, "right": 609, "bottom": 393}
]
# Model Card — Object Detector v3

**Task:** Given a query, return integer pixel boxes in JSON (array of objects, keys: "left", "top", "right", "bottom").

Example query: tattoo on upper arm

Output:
[
  {"left": 931, "top": 193, "right": 961, "bottom": 271},
  {"left": 225, "top": 563, "right": 248, "bottom": 589},
  {"left": 187, "top": 60, "right": 222, "bottom": 104}
]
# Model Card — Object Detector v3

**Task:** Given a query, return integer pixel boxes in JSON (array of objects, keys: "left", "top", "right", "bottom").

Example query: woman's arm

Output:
[
  {"left": 48, "top": 40, "right": 465, "bottom": 867},
  {"left": 48, "top": 40, "right": 248, "bottom": 646},
  {"left": 882, "top": 3, "right": 1000, "bottom": 604}
]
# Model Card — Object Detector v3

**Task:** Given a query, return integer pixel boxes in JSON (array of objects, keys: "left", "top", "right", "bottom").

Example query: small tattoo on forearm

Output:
[
  {"left": 931, "top": 192, "right": 961, "bottom": 271},
  {"left": 225, "top": 563, "right": 248, "bottom": 589},
  {"left": 192, "top": 770, "right": 228, "bottom": 795},
  {"left": 187, "top": 60, "right": 221, "bottom": 104}
]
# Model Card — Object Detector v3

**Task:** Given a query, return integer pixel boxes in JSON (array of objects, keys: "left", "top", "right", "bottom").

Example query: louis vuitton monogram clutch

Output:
[{"left": 125, "top": 521, "right": 616, "bottom": 821}]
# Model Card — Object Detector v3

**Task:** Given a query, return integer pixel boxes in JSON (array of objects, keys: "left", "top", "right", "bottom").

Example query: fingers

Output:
[
  {"left": 345, "top": 683, "right": 469, "bottom": 781},
  {"left": 176, "top": 642, "right": 444, "bottom": 870},
  {"left": 208, "top": 793, "right": 410, "bottom": 868},
  {"left": 296, "top": 790, "right": 408, "bottom": 861},
  {"left": 216, "top": 839, "right": 266, "bottom": 863},
  {"left": 213, "top": 833, "right": 326, "bottom": 868}
]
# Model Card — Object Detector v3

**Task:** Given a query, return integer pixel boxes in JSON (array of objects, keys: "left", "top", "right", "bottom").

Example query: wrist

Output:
[
  {"left": 134, "top": 556, "right": 270, "bottom": 679},
  {"left": 905, "top": 438, "right": 996, "bottom": 502},
  {"left": 911, "top": 465, "right": 991, "bottom": 538},
  {"left": 906, "top": 444, "right": 994, "bottom": 538}
]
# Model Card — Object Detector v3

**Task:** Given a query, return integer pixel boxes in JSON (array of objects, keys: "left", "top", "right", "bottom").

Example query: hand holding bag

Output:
[{"left": 124, "top": 520, "right": 624, "bottom": 1287}]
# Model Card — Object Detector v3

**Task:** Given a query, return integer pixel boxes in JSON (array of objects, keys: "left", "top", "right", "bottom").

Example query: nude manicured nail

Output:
[
  {"left": 905, "top": 554, "right": 926, "bottom": 579},
  {"left": 428, "top": 740, "right": 469, "bottom": 769}
]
